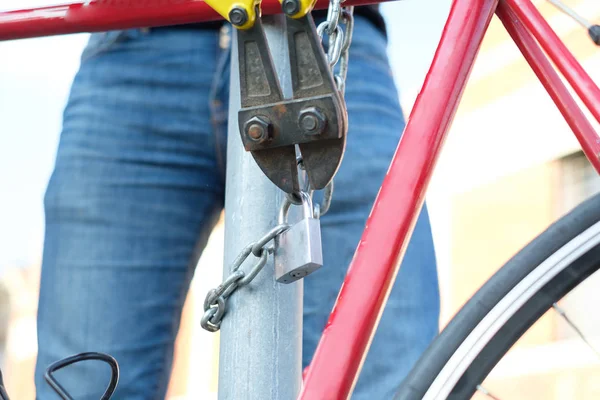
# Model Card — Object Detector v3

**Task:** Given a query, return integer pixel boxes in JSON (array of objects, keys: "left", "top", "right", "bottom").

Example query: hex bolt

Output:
[
  {"left": 282, "top": 0, "right": 301, "bottom": 16},
  {"left": 244, "top": 116, "right": 271, "bottom": 143},
  {"left": 298, "top": 107, "right": 327, "bottom": 136},
  {"left": 248, "top": 124, "right": 265, "bottom": 141},
  {"left": 229, "top": 7, "right": 249, "bottom": 27}
]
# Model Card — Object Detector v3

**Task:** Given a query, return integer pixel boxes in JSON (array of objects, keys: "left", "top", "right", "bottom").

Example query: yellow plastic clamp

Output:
[
  {"left": 278, "top": 0, "right": 318, "bottom": 19},
  {"left": 204, "top": 0, "right": 262, "bottom": 30}
]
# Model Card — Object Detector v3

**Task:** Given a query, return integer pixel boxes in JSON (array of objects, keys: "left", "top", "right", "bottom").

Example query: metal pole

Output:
[{"left": 218, "top": 15, "right": 304, "bottom": 400}]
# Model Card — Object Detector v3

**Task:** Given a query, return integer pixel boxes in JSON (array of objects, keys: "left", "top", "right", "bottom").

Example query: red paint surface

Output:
[
  {"left": 505, "top": 0, "right": 600, "bottom": 124},
  {"left": 0, "top": 0, "right": 390, "bottom": 41},
  {"left": 498, "top": 1, "right": 600, "bottom": 174},
  {"left": 298, "top": 0, "right": 499, "bottom": 398}
]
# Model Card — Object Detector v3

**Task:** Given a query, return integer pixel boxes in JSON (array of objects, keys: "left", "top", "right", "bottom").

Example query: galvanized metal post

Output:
[{"left": 218, "top": 15, "right": 304, "bottom": 400}]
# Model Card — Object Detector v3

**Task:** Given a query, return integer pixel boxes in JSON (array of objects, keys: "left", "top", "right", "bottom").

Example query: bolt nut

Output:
[
  {"left": 229, "top": 7, "right": 249, "bottom": 27},
  {"left": 298, "top": 107, "right": 327, "bottom": 136},
  {"left": 244, "top": 116, "right": 271, "bottom": 143},
  {"left": 282, "top": 0, "right": 301, "bottom": 16}
]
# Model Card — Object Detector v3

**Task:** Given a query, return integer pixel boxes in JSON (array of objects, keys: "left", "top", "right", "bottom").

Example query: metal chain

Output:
[
  {"left": 316, "top": 0, "right": 355, "bottom": 94},
  {"left": 201, "top": 222, "right": 290, "bottom": 332},
  {"left": 335, "top": 6, "right": 354, "bottom": 95}
]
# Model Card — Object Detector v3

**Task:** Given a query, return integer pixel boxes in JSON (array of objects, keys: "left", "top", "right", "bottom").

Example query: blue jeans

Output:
[{"left": 35, "top": 17, "right": 440, "bottom": 400}]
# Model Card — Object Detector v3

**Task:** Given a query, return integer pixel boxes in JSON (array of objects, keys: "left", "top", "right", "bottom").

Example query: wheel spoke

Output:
[
  {"left": 552, "top": 303, "right": 600, "bottom": 360},
  {"left": 476, "top": 384, "right": 501, "bottom": 400}
]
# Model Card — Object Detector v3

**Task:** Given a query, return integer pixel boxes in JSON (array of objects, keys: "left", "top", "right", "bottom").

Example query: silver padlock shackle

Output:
[{"left": 279, "top": 191, "right": 314, "bottom": 225}]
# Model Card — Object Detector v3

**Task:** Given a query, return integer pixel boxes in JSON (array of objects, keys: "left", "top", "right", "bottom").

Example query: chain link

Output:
[
  {"left": 336, "top": 6, "right": 354, "bottom": 95},
  {"left": 201, "top": 222, "right": 290, "bottom": 332},
  {"left": 317, "top": 0, "right": 355, "bottom": 94}
]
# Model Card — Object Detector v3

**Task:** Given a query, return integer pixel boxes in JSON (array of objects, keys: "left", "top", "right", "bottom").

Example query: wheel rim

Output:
[{"left": 422, "top": 220, "right": 600, "bottom": 400}]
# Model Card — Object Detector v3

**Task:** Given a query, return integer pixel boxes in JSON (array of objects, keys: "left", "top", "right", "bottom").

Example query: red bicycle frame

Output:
[{"left": 1, "top": 0, "right": 598, "bottom": 399}]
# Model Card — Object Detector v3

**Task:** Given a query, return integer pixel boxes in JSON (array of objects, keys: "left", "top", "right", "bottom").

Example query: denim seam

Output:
[{"left": 210, "top": 31, "right": 231, "bottom": 184}]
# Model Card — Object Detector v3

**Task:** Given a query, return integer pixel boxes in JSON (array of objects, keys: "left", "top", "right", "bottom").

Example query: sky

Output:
[{"left": 0, "top": 0, "right": 451, "bottom": 268}]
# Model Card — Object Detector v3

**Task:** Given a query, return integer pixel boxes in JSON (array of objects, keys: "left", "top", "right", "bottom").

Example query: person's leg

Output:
[
  {"left": 302, "top": 16, "right": 441, "bottom": 399},
  {"left": 35, "top": 27, "right": 227, "bottom": 399}
]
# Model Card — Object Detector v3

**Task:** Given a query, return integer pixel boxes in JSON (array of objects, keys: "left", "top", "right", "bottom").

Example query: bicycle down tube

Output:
[{"left": 0, "top": 0, "right": 599, "bottom": 399}]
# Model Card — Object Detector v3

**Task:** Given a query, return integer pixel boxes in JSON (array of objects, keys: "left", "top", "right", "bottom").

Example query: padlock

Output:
[{"left": 275, "top": 191, "right": 323, "bottom": 284}]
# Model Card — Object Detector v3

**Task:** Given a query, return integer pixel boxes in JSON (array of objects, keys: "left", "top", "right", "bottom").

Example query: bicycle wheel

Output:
[{"left": 394, "top": 191, "right": 600, "bottom": 400}]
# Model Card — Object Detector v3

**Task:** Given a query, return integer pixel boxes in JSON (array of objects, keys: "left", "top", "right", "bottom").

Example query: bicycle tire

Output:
[{"left": 394, "top": 191, "right": 600, "bottom": 400}]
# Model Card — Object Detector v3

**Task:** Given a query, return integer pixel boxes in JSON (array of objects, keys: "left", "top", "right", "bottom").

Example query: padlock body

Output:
[{"left": 275, "top": 218, "right": 323, "bottom": 284}]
